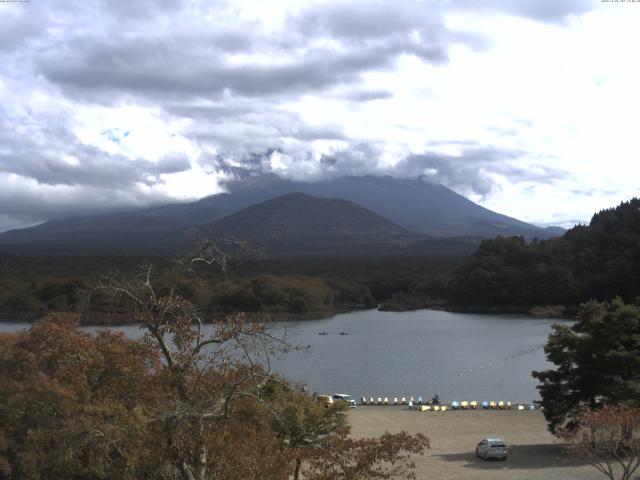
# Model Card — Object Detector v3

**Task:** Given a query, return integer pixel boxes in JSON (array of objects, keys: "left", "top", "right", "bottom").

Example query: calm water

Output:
[{"left": 1, "top": 309, "right": 562, "bottom": 403}]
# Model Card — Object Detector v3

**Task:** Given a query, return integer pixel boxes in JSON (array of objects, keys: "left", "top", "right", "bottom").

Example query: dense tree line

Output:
[
  {"left": 0, "top": 254, "right": 463, "bottom": 322},
  {"left": 209, "top": 275, "right": 375, "bottom": 315},
  {"left": 449, "top": 198, "right": 640, "bottom": 308}
]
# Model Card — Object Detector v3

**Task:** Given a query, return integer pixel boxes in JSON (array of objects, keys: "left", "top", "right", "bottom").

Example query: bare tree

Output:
[{"left": 94, "top": 241, "right": 289, "bottom": 480}]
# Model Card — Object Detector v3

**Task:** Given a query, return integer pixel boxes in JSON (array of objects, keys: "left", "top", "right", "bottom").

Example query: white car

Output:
[
  {"left": 332, "top": 394, "right": 357, "bottom": 408},
  {"left": 475, "top": 438, "right": 508, "bottom": 460}
]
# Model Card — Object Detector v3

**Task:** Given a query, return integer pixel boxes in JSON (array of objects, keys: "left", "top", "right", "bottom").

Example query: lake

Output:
[{"left": 0, "top": 308, "right": 562, "bottom": 404}]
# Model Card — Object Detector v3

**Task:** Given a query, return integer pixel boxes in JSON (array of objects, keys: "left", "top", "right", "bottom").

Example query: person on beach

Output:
[{"left": 408, "top": 399, "right": 414, "bottom": 411}]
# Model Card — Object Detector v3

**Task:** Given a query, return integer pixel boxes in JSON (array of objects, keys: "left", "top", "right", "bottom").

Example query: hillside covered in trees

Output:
[{"left": 448, "top": 198, "right": 640, "bottom": 309}]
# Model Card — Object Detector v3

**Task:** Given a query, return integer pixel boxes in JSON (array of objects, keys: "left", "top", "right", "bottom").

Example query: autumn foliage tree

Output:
[
  {"left": 0, "top": 314, "right": 160, "bottom": 479},
  {"left": 305, "top": 431, "right": 430, "bottom": 480},
  {"left": 561, "top": 405, "right": 640, "bottom": 480},
  {"left": 266, "top": 382, "right": 349, "bottom": 479},
  {"left": 0, "top": 311, "right": 293, "bottom": 480},
  {"left": 0, "top": 248, "right": 430, "bottom": 479},
  {"left": 92, "top": 259, "right": 292, "bottom": 480}
]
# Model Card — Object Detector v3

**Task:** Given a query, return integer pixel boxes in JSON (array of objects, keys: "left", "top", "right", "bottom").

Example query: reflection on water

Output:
[{"left": 1, "top": 309, "right": 563, "bottom": 403}]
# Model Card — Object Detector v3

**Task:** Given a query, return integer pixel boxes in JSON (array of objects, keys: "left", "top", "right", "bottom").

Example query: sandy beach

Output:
[{"left": 348, "top": 407, "right": 603, "bottom": 480}]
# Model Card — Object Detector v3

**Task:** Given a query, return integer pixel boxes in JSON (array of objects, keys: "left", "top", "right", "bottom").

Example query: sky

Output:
[{"left": 1, "top": 0, "right": 639, "bottom": 233}]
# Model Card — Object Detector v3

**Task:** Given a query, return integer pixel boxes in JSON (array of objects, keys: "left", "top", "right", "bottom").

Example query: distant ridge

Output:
[
  {"left": 0, "top": 175, "right": 562, "bottom": 255},
  {"left": 203, "top": 175, "right": 561, "bottom": 238}
]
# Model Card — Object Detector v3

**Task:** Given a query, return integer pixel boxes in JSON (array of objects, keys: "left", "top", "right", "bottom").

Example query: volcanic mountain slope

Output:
[
  {"left": 0, "top": 175, "right": 562, "bottom": 254},
  {"left": 202, "top": 192, "right": 431, "bottom": 257},
  {"left": 186, "top": 174, "right": 560, "bottom": 238},
  {"left": 208, "top": 192, "right": 409, "bottom": 239}
]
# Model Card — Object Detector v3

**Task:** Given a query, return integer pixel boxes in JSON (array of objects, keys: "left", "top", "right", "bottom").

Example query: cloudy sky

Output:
[{"left": 1, "top": 0, "right": 638, "bottom": 232}]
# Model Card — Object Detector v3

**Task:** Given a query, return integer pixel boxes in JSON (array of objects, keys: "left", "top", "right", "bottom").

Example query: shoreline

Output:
[
  {"left": 0, "top": 302, "right": 575, "bottom": 326},
  {"left": 381, "top": 302, "right": 576, "bottom": 319},
  {"left": 0, "top": 305, "right": 370, "bottom": 326}
]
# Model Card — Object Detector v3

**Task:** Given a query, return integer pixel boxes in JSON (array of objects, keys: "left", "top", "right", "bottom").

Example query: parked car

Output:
[
  {"left": 332, "top": 394, "right": 357, "bottom": 408},
  {"left": 475, "top": 438, "right": 508, "bottom": 460}
]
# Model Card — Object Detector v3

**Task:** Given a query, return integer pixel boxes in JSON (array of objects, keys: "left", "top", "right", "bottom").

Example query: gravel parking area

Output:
[{"left": 347, "top": 407, "right": 603, "bottom": 480}]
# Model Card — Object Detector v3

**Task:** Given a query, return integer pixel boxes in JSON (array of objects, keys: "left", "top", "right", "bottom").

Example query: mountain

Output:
[
  {"left": 0, "top": 175, "right": 560, "bottom": 255},
  {"left": 0, "top": 212, "right": 187, "bottom": 254},
  {"left": 197, "top": 175, "right": 556, "bottom": 238},
  {"left": 208, "top": 192, "right": 409, "bottom": 239},
  {"left": 202, "top": 192, "right": 424, "bottom": 257}
]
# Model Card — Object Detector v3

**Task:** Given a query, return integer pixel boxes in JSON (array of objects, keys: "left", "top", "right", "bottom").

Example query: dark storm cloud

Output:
[
  {"left": 395, "top": 147, "right": 567, "bottom": 197},
  {"left": 34, "top": 0, "right": 478, "bottom": 104},
  {"left": 0, "top": 110, "right": 190, "bottom": 190},
  {"left": 3, "top": 152, "right": 189, "bottom": 188},
  {"left": 319, "top": 143, "right": 387, "bottom": 175},
  {"left": 38, "top": 37, "right": 443, "bottom": 100},
  {"left": 174, "top": 103, "right": 346, "bottom": 156},
  {"left": 292, "top": 142, "right": 567, "bottom": 197},
  {"left": 208, "top": 143, "right": 567, "bottom": 200}
]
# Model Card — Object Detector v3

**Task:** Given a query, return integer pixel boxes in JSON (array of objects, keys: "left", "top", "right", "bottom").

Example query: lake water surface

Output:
[{"left": 1, "top": 309, "right": 562, "bottom": 404}]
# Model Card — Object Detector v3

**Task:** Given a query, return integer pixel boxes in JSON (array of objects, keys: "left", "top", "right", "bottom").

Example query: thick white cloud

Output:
[{"left": 0, "top": 0, "right": 636, "bottom": 232}]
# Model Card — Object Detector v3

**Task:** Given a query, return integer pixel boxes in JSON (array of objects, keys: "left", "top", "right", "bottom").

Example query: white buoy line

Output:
[{"left": 453, "top": 344, "right": 545, "bottom": 377}]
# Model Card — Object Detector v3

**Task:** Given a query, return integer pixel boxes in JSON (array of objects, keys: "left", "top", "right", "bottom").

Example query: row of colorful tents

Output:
[{"left": 360, "top": 397, "right": 538, "bottom": 410}]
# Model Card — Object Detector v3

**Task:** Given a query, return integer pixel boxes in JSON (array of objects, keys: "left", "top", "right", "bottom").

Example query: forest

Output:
[
  {"left": 448, "top": 198, "right": 640, "bottom": 311},
  {"left": 0, "top": 252, "right": 461, "bottom": 323},
  {"left": 2, "top": 198, "right": 638, "bottom": 323}
]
